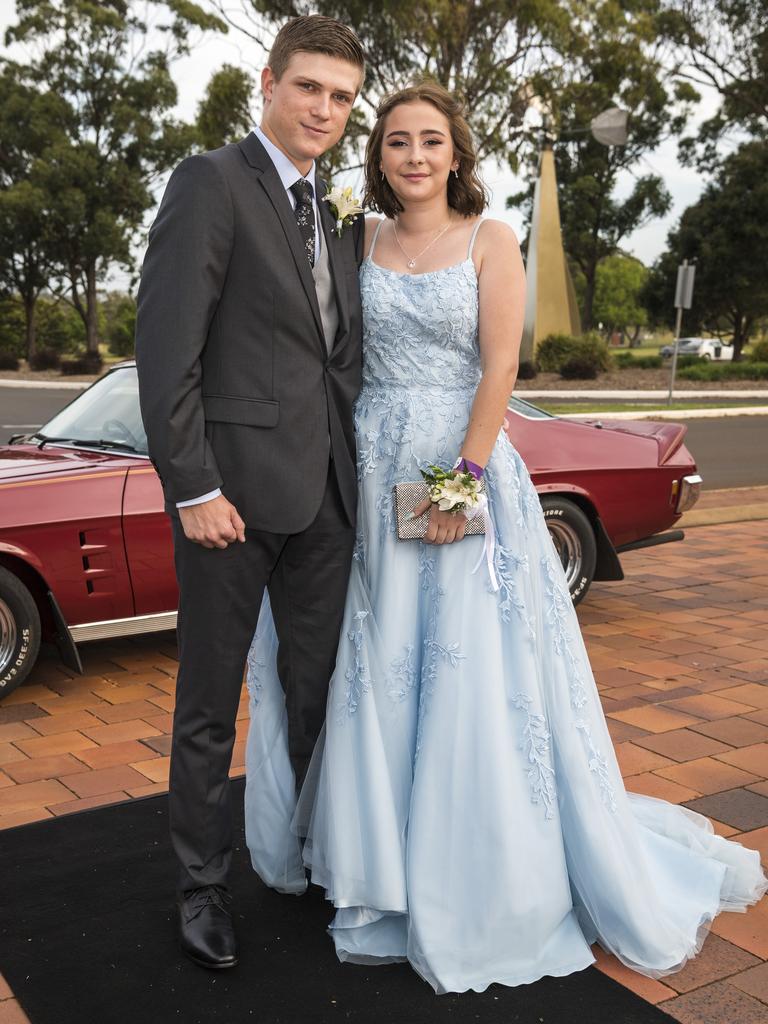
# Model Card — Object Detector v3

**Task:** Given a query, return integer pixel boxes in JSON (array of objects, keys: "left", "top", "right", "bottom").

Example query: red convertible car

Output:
[{"left": 0, "top": 363, "right": 701, "bottom": 698}]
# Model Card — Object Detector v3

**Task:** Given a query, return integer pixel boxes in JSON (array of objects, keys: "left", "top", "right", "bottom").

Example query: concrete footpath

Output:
[
  {"left": 565, "top": 406, "right": 768, "bottom": 420},
  {"left": 520, "top": 389, "right": 768, "bottom": 400},
  {"left": 681, "top": 486, "right": 768, "bottom": 529}
]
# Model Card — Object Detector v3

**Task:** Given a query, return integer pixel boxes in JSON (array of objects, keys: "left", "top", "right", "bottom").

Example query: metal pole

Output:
[
  {"left": 667, "top": 304, "right": 684, "bottom": 407},
  {"left": 667, "top": 259, "right": 695, "bottom": 407}
]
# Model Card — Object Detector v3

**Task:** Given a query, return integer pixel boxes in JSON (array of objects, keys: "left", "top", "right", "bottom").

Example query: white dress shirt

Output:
[{"left": 177, "top": 126, "right": 322, "bottom": 509}]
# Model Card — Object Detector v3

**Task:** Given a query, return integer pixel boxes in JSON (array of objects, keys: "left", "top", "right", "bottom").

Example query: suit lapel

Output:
[
  {"left": 238, "top": 135, "right": 325, "bottom": 350},
  {"left": 316, "top": 178, "right": 350, "bottom": 349}
]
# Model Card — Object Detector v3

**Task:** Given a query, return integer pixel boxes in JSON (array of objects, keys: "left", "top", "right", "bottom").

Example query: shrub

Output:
[
  {"left": 536, "top": 334, "right": 578, "bottom": 372},
  {"left": 560, "top": 356, "right": 599, "bottom": 380},
  {"left": 636, "top": 355, "right": 663, "bottom": 369},
  {"left": 749, "top": 338, "right": 768, "bottom": 363},
  {"left": 676, "top": 354, "right": 708, "bottom": 369},
  {"left": 517, "top": 360, "right": 538, "bottom": 380},
  {"left": 576, "top": 332, "right": 612, "bottom": 372},
  {"left": 0, "top": 351, "right": 20, "bottom": 370},
  {"left": 61, "top": 354, "right": 103, "bottom": 375},
  {"left": 29, "top": 347, "right": 61, "bottom": 371},
  {"left": 536, "top": 331, "right": 611, "bottom": 373},
  {"left": 37, "top": 298, "right": 85, "bottom": 354},
  {"left": 677, "top": 361, "right": 768, "bottom": 381},
  {"left": 615, "top": 351, "right": 662, "bottom": 369},
  {"left": 102, "top": 293, "right": 136, "bottom": 357},
  {"left": 0, "top": 297, "right": 25, "bottom": 357}
]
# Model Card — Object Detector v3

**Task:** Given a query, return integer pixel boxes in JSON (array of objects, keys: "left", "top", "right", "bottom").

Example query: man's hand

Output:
[
  {"left": 178, "top": 494, "right": 246, "bottom": 549},
  {"left": 413, "top": 496, "right": 467, "bottom": 545}
]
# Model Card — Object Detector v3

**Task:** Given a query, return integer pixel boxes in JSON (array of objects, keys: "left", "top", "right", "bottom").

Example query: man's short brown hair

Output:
[{"left": 268, "top": 15, "right": 365, "bottom": 86}]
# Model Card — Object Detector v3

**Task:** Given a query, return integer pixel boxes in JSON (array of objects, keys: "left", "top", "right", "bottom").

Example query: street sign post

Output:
[{"left": 667, "top": 260, "right": 696, "bottom": 406}]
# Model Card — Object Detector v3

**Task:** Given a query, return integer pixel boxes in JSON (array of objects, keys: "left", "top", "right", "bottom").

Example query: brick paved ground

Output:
[{"left": 1, "top": 519, "right": 767, "bottom": 1024}]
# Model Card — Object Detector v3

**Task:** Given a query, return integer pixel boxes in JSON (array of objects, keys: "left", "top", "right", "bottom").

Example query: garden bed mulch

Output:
[
  {"left": 515, "top": 369, "right": 768, "bottom": 391},
  {"left": 2, "top": 367, "right": 768, "bottom": 391}
]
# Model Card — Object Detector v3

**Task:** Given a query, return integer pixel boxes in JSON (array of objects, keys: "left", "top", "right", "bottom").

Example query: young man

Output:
[{"left": 135, "top": 16, "right": 365, "bottom": 969}]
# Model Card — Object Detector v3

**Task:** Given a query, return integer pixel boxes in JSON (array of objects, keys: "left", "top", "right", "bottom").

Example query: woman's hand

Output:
[{"left": 413, "top": 496, "right": 467, "bottom": 544}]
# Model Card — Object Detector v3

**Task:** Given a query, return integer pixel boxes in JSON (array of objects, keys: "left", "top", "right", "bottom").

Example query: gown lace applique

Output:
[{"left": 244, "top": 220, "right": 767, "bottom": 994}]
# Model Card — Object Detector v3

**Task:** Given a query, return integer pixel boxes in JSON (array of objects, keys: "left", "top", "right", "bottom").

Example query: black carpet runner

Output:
[{"left": 0, "top": 778, "right": 677, "bottom": 1024}]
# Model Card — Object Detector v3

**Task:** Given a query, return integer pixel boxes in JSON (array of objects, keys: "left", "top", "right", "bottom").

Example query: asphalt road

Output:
[
  {"left": 0, "top": 386, "right": 81, "bottom": 441},
  {"left": 1, "top": 385, "right": 766, "bottom": 490},
  {"left": 682, "top": 417, "right": 768, "bottom": 490}
]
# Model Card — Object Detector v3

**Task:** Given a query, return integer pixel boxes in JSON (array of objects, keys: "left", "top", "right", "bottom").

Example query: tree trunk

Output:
[
  {"left": 581, "top": 263, "right": 597, "bottom": 332},
  {"left": 731, "top": 312, "right": 745, "bottom": 362},
  {"left": 23, "top": 292, "right": 37, "bottom": 361},
  {"left": 736, "top": 316, "right": 754, "bottom": 362},
  {"left": 85, "top": 263, "right": 100, "bottom": 359}
]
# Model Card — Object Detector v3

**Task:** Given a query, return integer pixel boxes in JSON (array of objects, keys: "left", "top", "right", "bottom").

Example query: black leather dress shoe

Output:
[{"left": 177, "top": 885, "right": 239, "bottom": 969}]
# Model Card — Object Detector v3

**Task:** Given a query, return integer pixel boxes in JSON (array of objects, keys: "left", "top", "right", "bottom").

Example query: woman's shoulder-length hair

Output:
[{"left": 363, "top": 79, "right": 489, "bottom": 219}]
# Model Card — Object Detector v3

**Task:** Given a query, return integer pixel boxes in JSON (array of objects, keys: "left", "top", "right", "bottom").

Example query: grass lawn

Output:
[{"left": 537, "top": 399, "right": 768, "bottom": 415}]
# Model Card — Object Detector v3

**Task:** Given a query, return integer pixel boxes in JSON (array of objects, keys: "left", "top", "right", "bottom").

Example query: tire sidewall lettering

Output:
[{"left": 0, "top": 576, "right": 40, "bottom": 696}]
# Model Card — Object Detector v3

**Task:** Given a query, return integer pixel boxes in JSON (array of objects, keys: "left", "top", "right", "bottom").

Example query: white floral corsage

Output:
[
  {"left": 322, "top": 184, "right": 364, "bottom": 237},
  {"left": 420, "top": 464, "right": 487, "bottom": 515}
]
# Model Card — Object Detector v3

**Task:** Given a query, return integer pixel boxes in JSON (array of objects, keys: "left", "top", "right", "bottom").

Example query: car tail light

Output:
[{"left": 674, "top": 474, "right": 703, "bottom": 513}]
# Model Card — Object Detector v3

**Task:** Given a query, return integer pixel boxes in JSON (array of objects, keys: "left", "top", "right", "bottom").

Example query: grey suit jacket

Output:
[{"left": 135, "top": 133, "right": 364, "bottom": 533}]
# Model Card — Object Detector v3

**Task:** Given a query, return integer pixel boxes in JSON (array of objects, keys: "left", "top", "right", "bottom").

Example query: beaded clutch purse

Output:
[{"left": 393, "top": 482, "right": 486, "bottom": 541}]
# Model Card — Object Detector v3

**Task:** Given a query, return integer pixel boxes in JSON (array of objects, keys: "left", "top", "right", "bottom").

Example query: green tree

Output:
[
  {"left": 101, "top": 291, "right": 137, "bottom": 357},
  {"left": 590, "top": 253, "right": 649, "bottom": 344},
  {"left": 0, "top": 67, "right": 69, "bottom": 359},
  {"left": 196, "top": 64, "right": 255, "bottom": 150},
  {"left": 665, "top": 0, "right": 768, "bottom": 159},
  {"left": 643, "top": 141, "right": 768, "bottom": 360},
  {"left": 36, "top": 295, "right": 86, "bottom": 354},
  {"left": 508, "top": 0, "right": 695, "bottom": 330},
  {"left": 0, "top": 296, "right": 27, "bottom": 358},
  {"left": 4, "top": 0, "right": 226, "bottom": 364},
  {"left": 209, "top": 0, "right": 574, "bottom": 173}
]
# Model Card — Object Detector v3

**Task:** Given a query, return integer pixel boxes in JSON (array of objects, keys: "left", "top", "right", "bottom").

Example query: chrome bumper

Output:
[{"left": 674, "top": 474, "right": 703, "bottom": 514}]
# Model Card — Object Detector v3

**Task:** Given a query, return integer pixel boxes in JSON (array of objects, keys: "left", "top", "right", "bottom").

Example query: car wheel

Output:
[
  {"left": 0, "top": 567, "right": 41, "bottom": 700},
  {"left": 540, "top": 497, "right": 598, "bottom": 606}
]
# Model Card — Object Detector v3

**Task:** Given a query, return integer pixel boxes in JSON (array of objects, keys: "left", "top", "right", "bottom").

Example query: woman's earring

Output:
[
  {"left": 380, "top": 169, "right": 385, "bottom": 180},
  {"left": 453, "top": 168, "right": 459, "bottom": 178}
]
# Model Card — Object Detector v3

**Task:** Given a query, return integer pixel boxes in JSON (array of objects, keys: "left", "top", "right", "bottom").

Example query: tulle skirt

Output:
[{"left": 244, "top": 394, "right": 767, "bottom": 994}]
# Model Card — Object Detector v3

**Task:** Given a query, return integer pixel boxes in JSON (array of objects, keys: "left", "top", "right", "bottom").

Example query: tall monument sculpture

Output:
[
  {"left": 519, "top": 107, "right": 628, "bottom": 364},
  {"left": 520, "top": 143, "right": 581, "bottom": 364}
]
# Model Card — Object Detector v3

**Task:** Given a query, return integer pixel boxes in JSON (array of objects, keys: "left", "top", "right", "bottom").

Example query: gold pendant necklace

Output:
[{"left": 392, "top": 220, "right": 452, "bottom": 269}]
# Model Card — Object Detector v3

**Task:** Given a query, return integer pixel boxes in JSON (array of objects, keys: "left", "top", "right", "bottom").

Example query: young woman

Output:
[{"left": 244, "top": 81, "right": 766, "bottom": 994}]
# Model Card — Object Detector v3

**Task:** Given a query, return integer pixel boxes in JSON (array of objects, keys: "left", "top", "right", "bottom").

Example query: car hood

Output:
[
  {"left": 561, "top": 418, "right": 687, "bottom": 464},
  {"left": 0, "top": 444, "right": 119, "bottom": 480}
]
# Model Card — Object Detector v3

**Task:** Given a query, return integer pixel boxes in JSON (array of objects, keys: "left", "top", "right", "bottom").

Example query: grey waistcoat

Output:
[{"left": 313, "top": 230, "right": 339, "bottom": 353}]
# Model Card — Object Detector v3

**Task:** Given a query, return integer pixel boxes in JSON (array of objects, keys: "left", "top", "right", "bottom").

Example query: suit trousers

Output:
[{"left": 169, "top": 467, "right": 355, "bottom": 894}]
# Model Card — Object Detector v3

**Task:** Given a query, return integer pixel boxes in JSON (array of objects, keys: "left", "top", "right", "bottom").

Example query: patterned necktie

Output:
[{"left": 290, "top": 178, "right": 315, "bottom": 268}]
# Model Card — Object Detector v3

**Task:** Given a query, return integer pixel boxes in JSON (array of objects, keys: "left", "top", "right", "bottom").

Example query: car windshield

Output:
[
  {"left": 507, "top": 397, "right": 554, "bottom": 420},
  {"left": 37, "top": 366, "right": 148, "bottom": 454},
  {"left": 35, "top": 372, "right": 549, "bottom": 453}
]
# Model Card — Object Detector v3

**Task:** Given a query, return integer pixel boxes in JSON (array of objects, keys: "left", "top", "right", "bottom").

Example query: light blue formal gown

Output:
[{"left": 244, "top": 219, "right": 767, "bottom": 994}]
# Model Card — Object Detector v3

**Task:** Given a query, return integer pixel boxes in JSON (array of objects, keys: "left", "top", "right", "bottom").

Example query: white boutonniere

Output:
[{"left": 322, "top": 184, "right": 364, "bottom": 238}]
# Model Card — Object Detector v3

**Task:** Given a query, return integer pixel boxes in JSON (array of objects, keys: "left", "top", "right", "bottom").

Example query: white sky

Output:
[{"left": 0, "top": 0, "right": 726, "bottom": 278}]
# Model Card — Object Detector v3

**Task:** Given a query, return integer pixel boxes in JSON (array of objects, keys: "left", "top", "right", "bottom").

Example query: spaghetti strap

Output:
[
  {"left": 368, "top": 219, "right": 385, "bottom": 261},
  {"left": 467, "top": 218, "right": 483, "bottom": 260}
]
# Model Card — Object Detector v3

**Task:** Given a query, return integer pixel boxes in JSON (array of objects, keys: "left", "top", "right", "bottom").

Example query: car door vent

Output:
[{"left": 78, "top": 529, "right": 116, "bottom": 596}]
